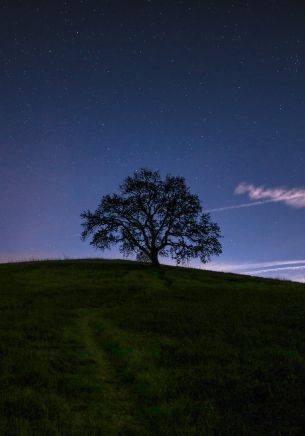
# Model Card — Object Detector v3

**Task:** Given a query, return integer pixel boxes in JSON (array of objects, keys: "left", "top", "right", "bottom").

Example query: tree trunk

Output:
[{"left": 151, "top": 249, "right": 160, "bottom": 266}]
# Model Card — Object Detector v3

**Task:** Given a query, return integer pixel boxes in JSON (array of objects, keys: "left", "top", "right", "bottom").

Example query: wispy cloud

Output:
[
  {"left": 207, "top": 182, "right": 305, "bottom": 212},
  {"left": 208, "top": 259, "right": 305, "bottom": 272},
  {"left": 244, "top": 265, "right": 305, "bottom": 275},
  {"left": 235, "top": 182, "right": 305, "bottom": 208},
  {"left": 207, "top": 260, "right": 305, "bottom": 282}
]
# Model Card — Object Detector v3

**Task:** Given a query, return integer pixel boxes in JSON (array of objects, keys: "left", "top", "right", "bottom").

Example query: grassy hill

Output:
[{"left": 1, "top": 259, "right": 305, "bottom": 435}]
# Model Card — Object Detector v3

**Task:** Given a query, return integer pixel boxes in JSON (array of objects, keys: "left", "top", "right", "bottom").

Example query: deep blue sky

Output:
[{"left": 1, "top": 1, "right": 305, "bottom": 281}]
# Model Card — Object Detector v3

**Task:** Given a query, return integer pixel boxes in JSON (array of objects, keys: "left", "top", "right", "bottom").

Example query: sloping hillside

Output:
[{"left": 1, "top": 259, "right": 305, "bottom": 435}]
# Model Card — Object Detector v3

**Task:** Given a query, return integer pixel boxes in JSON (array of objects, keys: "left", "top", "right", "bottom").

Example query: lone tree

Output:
[{"left": 81, "top": 169, "right": 222, "bottom": 266}]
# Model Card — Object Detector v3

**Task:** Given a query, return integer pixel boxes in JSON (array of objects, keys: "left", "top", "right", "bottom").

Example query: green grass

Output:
[{"left": 1, "top": 259, "right": 305, "bottom": 435}]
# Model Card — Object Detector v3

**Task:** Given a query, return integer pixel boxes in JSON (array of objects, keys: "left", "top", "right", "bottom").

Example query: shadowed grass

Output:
[{"left": 1, "top": 259, "right": 305, "bottom": 434}]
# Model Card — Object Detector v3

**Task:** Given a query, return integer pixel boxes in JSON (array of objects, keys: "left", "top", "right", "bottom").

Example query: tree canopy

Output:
[{"left": 81, "top": 168, "right": 222, "bottom": 265}]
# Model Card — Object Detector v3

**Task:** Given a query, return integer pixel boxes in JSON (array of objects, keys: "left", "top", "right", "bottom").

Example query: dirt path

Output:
[{"left": 75, "top": 309, "right": 149, "bottom": 435}]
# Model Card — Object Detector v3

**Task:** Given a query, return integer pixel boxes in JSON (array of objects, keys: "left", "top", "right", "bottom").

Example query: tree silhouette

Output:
[{"left": 81, "top": 168, "right": 222, "bottom": 266}]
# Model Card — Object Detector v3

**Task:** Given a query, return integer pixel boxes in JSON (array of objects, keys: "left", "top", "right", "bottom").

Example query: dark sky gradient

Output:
[{"left": 1, "top": 1, "right": 305, "bottom": 281}]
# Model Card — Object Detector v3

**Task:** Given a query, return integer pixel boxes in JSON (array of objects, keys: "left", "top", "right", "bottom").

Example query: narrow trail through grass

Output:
[{"left": 75, "top": 309, "right": 149, "bottom": 435}]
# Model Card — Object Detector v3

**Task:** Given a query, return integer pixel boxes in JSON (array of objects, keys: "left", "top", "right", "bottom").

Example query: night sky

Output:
[{"left": 2, "top": 1, "right": 305, "bottom": 281}]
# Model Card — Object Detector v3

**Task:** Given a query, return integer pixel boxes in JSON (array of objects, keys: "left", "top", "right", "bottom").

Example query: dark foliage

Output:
[{"left": 81, "top": 169, "right": 222, "bottom": 265}]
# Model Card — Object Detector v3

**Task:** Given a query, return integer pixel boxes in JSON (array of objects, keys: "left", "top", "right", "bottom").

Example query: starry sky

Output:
[{"left": 1, "top": 1, "right": 305, "bottom": 281}]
